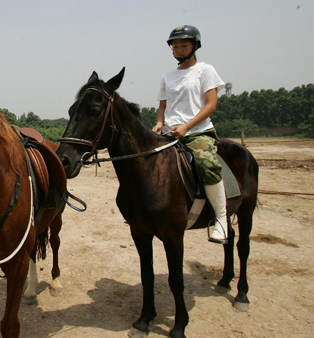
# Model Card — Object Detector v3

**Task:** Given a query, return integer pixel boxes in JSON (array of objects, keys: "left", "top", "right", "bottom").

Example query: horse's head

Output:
[{"left": 57, "top": 68, "right": 125, "bottom": 178}]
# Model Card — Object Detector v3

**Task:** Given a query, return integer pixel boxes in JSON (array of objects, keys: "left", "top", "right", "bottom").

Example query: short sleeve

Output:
[
  {"left": 157, "top": 76, "right": 167, "bottom": 101},
  {"left": 200, "top": 64, "right": 225, "bottom": 94}
]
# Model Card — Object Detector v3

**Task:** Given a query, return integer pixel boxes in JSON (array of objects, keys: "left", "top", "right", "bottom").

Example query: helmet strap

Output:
[{"left": 174, "top": 48, "right": 197, "bottom": 65}]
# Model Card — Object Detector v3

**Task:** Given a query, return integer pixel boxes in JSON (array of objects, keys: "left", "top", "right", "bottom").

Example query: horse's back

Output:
[
  {"left": 217, "top": 138, "right": 258, "bottom": 214},
  {"left": 218, "top": 138, "right": 259, "bottom": 182}
]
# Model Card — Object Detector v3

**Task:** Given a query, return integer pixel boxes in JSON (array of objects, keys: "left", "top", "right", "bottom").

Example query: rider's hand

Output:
[
  {"left": 171, "top": 125, "right": 189, "bottom": 139},
  {"left": 152, "top": 122, "right": 163, "bottom": 134}
]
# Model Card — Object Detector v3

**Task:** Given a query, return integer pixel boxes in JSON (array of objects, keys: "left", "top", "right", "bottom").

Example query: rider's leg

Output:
[{"left": 204, "top": 180, "right": 228, "bottom": 244}]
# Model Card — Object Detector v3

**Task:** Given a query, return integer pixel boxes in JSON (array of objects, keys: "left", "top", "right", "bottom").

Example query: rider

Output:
[{"left": 153, "top": 25, "right": 228, "bottom": 244}]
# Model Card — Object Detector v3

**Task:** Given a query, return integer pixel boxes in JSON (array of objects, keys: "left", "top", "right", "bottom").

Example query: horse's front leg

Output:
[
  {"left": 216, "top": 216, "right": 235, "bottom": 293},
  {"left": 164, "top": 233, "right": 188, "bottom": 338},
  {"left": 1, "top": 250, "right": 30, "bottom": 338},
  {"left": 130, "top": 229, "right": 156, "bottom": 333},
  {"left": 234, "top": 208, "right": 253, "bottom": 312}
]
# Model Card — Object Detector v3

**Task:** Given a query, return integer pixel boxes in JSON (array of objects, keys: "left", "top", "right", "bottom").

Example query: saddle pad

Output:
[{"left": 217, "top": 154, "right": 241, "bottom": 199}]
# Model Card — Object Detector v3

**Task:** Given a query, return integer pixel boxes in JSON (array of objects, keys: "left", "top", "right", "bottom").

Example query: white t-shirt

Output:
[{"left": 157, "top": 62, "right": 225, "bottom": 135}]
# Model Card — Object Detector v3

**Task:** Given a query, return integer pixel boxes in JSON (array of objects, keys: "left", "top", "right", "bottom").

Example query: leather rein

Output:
[{"left": 60, "top": 87, "right": 178, "bottom": 167}]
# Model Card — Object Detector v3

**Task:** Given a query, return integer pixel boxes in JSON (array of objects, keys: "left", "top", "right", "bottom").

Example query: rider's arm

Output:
[
  {"left": 152, "top": 100, "right": 166, "bottom": 134},
  {"left": 171, "top": 89, "right": 217, "bottom": 138}
]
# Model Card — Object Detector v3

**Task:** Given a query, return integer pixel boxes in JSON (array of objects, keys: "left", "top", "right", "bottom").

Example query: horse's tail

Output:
[{"left": 36, "top": 228, "right": 49, "bottom": 260}]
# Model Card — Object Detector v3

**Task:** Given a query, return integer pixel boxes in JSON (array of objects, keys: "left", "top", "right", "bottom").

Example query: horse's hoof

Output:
[
  {"left": 21, "top": 296, "right": 37, "bottom": 305},
  {"left": 233, "top": 301, "right": 249, "bottom": 312},
  {"left": 50, "top": 277, "right": 63, "bottom": 297},
  {"left": 50, "top": 287, "right": 63, "bottom": 297},
  {"left": 128, "top": 327, "right": 148, "bottom": 338},
  {"left": 169, "top": 328, "right": 186, "bottom": 338},
  {"left": 214, "top": 285, "right": 230, "bottom": 294}
]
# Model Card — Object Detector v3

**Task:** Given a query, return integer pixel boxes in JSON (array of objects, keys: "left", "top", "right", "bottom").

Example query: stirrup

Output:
[
  {"left": 208, "top": 237, "right": 228, "bottom": 245},
  {"left": 207, "top": 220, "right": 228, "bottom": 245}
]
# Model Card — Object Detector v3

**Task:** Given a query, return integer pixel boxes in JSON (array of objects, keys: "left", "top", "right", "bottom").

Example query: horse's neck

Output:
[
  {"left": 0, "top": 124, "right": 25, "bottom": 174},
  {"left": 108, "top": 104, "right": 160, "bottom": 183},
  {"left": 109, "top": 104, "right": 158, "bottom": 157}
]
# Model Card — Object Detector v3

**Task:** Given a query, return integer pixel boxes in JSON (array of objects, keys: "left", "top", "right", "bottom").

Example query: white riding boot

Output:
[{"left": 204, "top": 181, "right": 228, "bottom": 244}]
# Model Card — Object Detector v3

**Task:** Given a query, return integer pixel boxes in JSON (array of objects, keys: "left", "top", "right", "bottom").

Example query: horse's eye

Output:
[{"left": 91, "top": 108, "right": 101, "bottom": 116}]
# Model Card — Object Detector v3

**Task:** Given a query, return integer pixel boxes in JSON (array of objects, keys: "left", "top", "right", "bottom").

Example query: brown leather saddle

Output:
[{"left": 11, "top": 125, "right": 67, "bottom": 203}]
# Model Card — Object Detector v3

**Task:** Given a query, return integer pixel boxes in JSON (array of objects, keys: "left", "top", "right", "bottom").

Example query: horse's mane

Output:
[
  {"left": 0, "top": 113, "right": 24, "bottom": 173},
  {"left": 121, "top": 98, "right": 141, "bottom": 119},
  {"left": 76, "top": 80, "right": 142, "bottom": 120}
]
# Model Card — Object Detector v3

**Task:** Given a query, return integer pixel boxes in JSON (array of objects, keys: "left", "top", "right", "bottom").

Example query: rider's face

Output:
[{"left": 171, "top": 39, "right": 195, "bottom": 58}]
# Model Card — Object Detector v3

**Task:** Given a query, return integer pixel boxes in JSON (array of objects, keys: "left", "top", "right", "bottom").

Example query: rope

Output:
[
  {"left": 0, "top": 176, "right": 34, "bottom": 264},
  {"left": 258, "top": 189, "right": 314, "bottom": 199}
]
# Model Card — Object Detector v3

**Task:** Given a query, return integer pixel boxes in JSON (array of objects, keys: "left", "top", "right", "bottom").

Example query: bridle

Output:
[
  {"left": 60, "top": 86, "right": 179, "bottom": 166},
  {"left": 60, "top": 87, "right": 118, "bottom": 164}
]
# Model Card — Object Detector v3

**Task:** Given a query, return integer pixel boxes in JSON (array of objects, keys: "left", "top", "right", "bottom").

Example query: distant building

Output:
[{"left": 225, "top": 83, "right": 232, "bottom": 97}]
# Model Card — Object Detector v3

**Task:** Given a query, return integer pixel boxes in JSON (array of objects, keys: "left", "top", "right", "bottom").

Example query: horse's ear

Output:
[
  {"left": 106, "top": 67, "right": 125, "bottom": 91},
  {"left": 87, "top": 71, "right": 99, "bottom": 85}
]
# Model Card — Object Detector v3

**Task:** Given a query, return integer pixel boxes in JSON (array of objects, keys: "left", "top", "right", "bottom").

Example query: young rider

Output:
[{"left": 153, "top": 25, "right": 228, "bottom": 244}]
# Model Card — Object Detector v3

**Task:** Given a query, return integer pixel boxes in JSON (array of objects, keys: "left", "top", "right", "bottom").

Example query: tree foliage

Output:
[
  {"left": 214, "top": 84, "right": 314, "bottom": 137},
  {"left": 140, "top": 107, "right": 157, "bottom": 129},
  {"left": 1, "top": 83, "right": 313, "bottom": 141},
  {"left": 0, "top": 109, "right": 68, "bottom": 142}
]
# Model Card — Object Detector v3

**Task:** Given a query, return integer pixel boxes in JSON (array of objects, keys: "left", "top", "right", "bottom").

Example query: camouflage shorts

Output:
[{"left": 181, "top": 128, "right": 222, "bottom": 185}]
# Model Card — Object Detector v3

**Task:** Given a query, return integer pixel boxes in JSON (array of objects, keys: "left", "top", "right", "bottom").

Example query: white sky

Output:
[{"left": 0, "top": 0, "right": 313, "bottom": 119}]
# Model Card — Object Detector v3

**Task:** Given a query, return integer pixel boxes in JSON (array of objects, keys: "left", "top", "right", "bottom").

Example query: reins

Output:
[
  {"left": 59, "top": 87, "right": 179, "bottom": 166},
  {"left": 83, "top": 139, "right": 179, "bottom": 166}
]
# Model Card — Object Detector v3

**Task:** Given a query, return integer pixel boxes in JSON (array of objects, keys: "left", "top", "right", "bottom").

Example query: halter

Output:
[{"left": 60, "top": 87, "right": 118, "bottom": 163}]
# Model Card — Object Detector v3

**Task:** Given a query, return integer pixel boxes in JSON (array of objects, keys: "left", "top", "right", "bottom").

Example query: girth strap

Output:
[{"left": 0, "top": 175, "right": 21, "bottom": 230}]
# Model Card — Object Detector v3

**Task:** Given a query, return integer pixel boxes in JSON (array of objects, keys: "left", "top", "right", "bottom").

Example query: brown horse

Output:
[
  {"left": 57, "top": 69, "right": 259, "bottom": 338},
  {"left": 0, "top": 113, "right": 66, "bottom": 338}
]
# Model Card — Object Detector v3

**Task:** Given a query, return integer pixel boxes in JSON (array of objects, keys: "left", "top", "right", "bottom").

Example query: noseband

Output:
[{"left": 60, "top": 87, "right": 118, "bottom": 164}]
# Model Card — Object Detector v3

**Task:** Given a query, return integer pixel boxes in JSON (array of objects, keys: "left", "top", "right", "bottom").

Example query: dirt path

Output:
[{"left": 1, "top": 138, "right": 314, "bottom": 338}]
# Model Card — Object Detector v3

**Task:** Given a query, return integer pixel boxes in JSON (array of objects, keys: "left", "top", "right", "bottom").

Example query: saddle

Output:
[
  {"left": 174, "top": 140, "right": 241, "bottom": 229},
  {"left": 175, "top": 140, "right": 240, "bottom": 201},
  {"left": 11, "top": 125, "right": 67, "bottom": 206}
]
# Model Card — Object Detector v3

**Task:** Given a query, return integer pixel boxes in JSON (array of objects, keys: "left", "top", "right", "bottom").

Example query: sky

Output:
[{"left": 0, "top": 0, "right": 313, "bottom": 119}]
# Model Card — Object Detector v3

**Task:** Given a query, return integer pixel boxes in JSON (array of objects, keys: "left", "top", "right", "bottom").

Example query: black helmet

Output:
[{"left": 167, "top": 25, "right": 201, "bottom": 49}]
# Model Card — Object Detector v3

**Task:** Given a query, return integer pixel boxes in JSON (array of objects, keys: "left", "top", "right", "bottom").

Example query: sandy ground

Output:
[{"left": 1, "top": 137, "right": 314, "bottom": 338}]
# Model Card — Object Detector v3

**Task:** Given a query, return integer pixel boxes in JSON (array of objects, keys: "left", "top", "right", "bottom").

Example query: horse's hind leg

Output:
[
  {"left": 49, "top": 213, "right": 63, "bottom": 297},
  {"left": 164, "top": 234, "right": 188, "bottom": 338},
  {"left": 216, "top": 217, "right": 235, "bottom": 293},
  {"left": 1, "top": 251, "right": 30, "bottom": 338},
  {"left": 130, "top": 229, "right": 156, "bottom": 334},
  {"left": 234, "top": 208, "right": 253, "bottom": 312}
]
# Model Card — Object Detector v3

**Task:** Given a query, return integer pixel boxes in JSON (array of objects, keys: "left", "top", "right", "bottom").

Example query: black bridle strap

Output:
[
  {"left": 60, "top": 88, "right": 116, "bottom": 154},
  {"left": 0, "top": 175, "right": 21, "bottom": 230}
]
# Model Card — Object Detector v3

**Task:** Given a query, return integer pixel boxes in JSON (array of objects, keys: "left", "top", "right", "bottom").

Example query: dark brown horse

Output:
[
  {"left": 0, "top": 114, "right": 66, "bottom": 338},
  {"left": 57, "top": 69, "right": 259, "bottom": 338}
]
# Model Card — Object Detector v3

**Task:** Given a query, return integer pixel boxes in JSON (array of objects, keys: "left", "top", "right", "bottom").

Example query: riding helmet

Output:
[{"left": 167, "top": 25, "right": 202, "bottom": 49}]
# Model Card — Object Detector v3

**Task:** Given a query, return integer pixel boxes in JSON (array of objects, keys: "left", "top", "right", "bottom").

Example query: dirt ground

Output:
[{"left": 1, "top": 137, "right": 314, "bottom": 338}]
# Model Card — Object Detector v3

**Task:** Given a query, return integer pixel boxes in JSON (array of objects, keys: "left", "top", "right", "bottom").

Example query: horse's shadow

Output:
[{"left": 14, "top": 261, "right": 235, "bottom": 337}]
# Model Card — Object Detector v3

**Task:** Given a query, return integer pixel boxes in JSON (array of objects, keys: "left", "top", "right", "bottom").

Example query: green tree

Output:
[
  {"left": 0, "top": 108, "right": 17, "bottom": 124},
  {"left": 140, "top": 107, "right": 157, "bottom": 129},
  {"left": 216, "top": 118, "right": 259, "bottom": 137}
]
